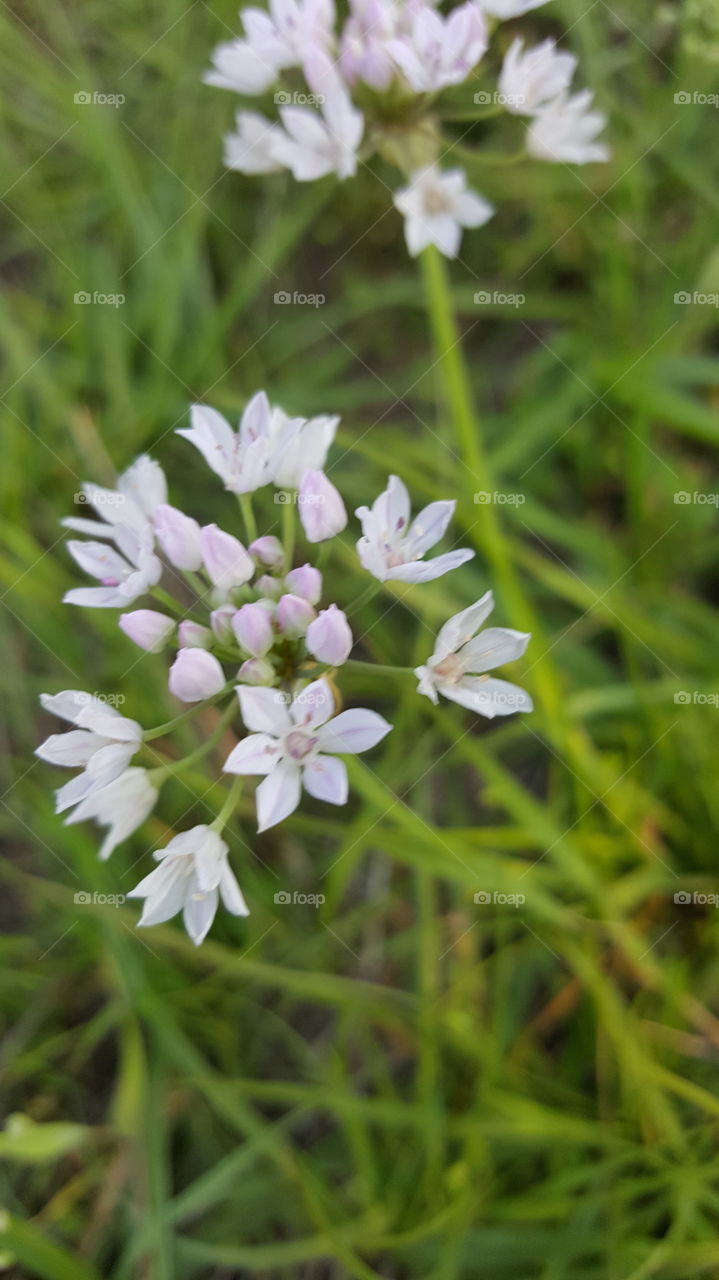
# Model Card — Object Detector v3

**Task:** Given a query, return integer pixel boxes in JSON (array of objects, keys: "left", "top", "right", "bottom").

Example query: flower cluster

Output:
[
  {"left": 38, "top": 391, "right": 532, "bottom": 946},
  {"left": 205, "top": 0, "right": 609, "bottom": 259}
]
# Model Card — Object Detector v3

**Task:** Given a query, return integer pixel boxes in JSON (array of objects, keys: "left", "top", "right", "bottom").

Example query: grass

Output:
[{"left": 2, "top": 0, "right": 719, "bottom": 1276}]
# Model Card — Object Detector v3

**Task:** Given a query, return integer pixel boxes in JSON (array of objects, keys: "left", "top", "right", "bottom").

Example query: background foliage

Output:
[{"left": 2, "top": 1, "right": 719, "bottom": 1276}]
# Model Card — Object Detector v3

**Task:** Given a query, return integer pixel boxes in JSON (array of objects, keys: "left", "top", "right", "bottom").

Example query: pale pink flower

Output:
[
  {"left": 415, "top": 590, "right": 532, "bottom": 718},
  {"left": 129, "top": 825, "right": 249, "bottom": 945},
  {"left": 356, "top": 474, "right": 473, "bottom": 583},
  {"left": 393, "top": 164, "right": 493, "bottom": 258}
]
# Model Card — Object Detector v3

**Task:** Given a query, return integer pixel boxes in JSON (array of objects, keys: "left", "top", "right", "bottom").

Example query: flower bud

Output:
[
  {"left": 238, "top": 657, "right": 275, "bottom": 686},
  {"left": 249, "top": 535, "right": 284, "bottom": 570},
  {"left": 285, "top": 563, "right": 322, "bottom": 604},
  {"left": 201, "top": 524, "right": 254, "bottom": 592},
  {"left": 276, "top": 593, "right": 315, "bottom": 638},
  {"left": 255, "top": 574, "right": 283, "bottom": 600},
  {"left": 232, "top": 602, "right": 274, "bottom": 656},
  {"left": 298, "top": 470, "right": 347, "bottom": 543},
  {"left": 178, "top": 620, "right": 213, "bottom": 649},
  {"left": 306, "top": 605, "right": 353, "bottom": 666},
  {"left": 119, "top": 609, "right": 174, "bottom": 653},
  {"left": 168, "top": 648, "right": 225, "bottom": 702},
  {"left": 154, "top": 504, "right": 203, "bottom": 571},
  {"left": 210, "top": 605, "right": 235, "bottom": 644}
]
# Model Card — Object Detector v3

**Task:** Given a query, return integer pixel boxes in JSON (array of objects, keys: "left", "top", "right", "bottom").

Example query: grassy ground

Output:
[{"left": 2, "top": 0, "right": 719, "bottom": 1276}]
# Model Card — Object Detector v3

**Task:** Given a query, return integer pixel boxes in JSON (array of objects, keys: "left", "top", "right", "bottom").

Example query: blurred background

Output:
[{"left": 2, "top": 0, "right": 719, "bottom": 1276}]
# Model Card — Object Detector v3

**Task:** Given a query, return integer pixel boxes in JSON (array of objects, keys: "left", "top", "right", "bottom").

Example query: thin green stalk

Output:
[
  {"left": 346, "top": 580, "right": 381, "bottom": 615},
  {"left": 143, "top": 683, "right": 236, "bottom": 741},
  {"left": 345, "top": 660, "right": 413, "bottom": 678},
  {"left": 211, "top": 774, "right": 244, "bottom": 833},
  {"left": 151, "top": 587, "right": 185, "bottom": 617},
  {"left": 282, "top": 497, "right": 296, "bottom": 570},
  {"left": 239, "top": 493, "right": 257, "bottom": 544}
]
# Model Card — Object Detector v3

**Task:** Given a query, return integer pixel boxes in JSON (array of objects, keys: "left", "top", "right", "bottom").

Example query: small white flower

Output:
[
  {"left": 63, "top": 525, "right": 162, "bottom": 609},
  {"left": 64, "top": 767, "right": 159, "bottom": 860},
  {"left": 356, "top": 474, "right": 473, "bottom": 583},
  {"left": 223, "top": 679, "right": 391, "bottom": 831},
  {"left": 128, "top": 824, "right": 249, "bottom": 946},
  {"left": 176, "top": 392, "right": 277, "bottom": 494},
  {"left": 393, "top": 165, "right": 493, "bottom": 259},
  {"left": 414, "top": 590, "right": 533, "bottom": 718},
  {"left": 63, "top": 455, "right": 167, "bottom": 542},
  {"left": 527, "top": 90, "right": 610, "bottom": 165},
  {"left": 269, "top": 407, "right": 340, "bottom": 489},
  {"left": 37, "top": 691, "right": 143, "bottom": 813},
  {"left": 204, "top": 38, "right": 282, "bottom": 96},
  {"left": 498, "top": 38, "right": 577, "bottom": 116},
  {"left": 224, "top": 111, "right": 285, "bottom": 174},
  {"left": 340, "top": 0, "right": 401, "bottom": 91},
  {"left": 389, "top": 2, "right": 488, "bottom": 93},
  {"left": 270, "top": 50, "right": 364, "bottom": 181}
]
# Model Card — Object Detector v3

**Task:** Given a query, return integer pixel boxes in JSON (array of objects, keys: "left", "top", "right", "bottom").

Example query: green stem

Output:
[
  {"left": 345, "top": 660, "right": 413, "bottom": 678},
  {"left": 282, "top": 497, "right": 296, "bottom": 571},
  {"left": 182, "top": 569, "right": 208, "bottom": 600},
  {"left": 346, "top": 580, "right": 381, "bottom": 615},
  {"left": 150, "top": 697, "right": 239, "bottom": 775},
  {"left": 143, "top": 683, "right": 236, "bottom": 740},
  {"left": 210, "top": 774, "right": 244, "bottom": 833},
  {"left": 239, "top": 493, "right": 257, "bottom": 544},
  {"left": 151, "top": 587, "right": 184, "bottom": 617}
]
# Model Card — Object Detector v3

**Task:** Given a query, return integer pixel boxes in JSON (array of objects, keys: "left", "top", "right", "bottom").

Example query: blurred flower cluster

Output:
[
  {"left": 206, "top": 0, "right": 609, "bottom": 257},
  {"left": 38, "top": 391, "right": 532, "bottom": 945}
]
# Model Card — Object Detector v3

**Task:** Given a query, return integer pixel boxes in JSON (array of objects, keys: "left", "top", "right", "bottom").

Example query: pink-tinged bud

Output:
[
  {"left": 168, "top": 648, "right": 225, "bottom": 702},
  {"left": 210, "top": 605, "right": 235, "bottom": 644},
  {"left": 232, "top": 602, "right": 274, "bottom": 656},
  {"left": 306, "top": 604, "right": 353, "bottom": 666},
  {"left": 178, "top": 620, "right": 213, "bottom": 649},
  {"left": 276, "top": 593, "right": 315, "bottom": 637},
  {"left": 285, "top": 563, "right": 322, "bottom": 604},
  {"left": 298, "top": 470, "right": 347, "bottom": 543},
  {"left": 255, "top": 574, "right": 283, "bottom": 600},
  {"left": 249, "top": 535, "right": 284, "bottom": 570},
  {"left": 154, "top": 504, "right": 203, "bottom": 571},
  {"left": 201, "top": 524, "right": 254, "bottom": 592},
  {"left": 238, "top": 657, "right": 275, "bottom": 686},
  {"left": 119, "top": 609, "right": 174, "bottom": 653}
]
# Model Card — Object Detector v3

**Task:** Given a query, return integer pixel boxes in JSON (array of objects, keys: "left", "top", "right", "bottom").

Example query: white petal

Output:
[
  {"left": 386, "top": 548, "right": 474, "bottom": 583},
  {"left": 290, "top": 678, "right": 333, "bottom": 729},
  {"left": 36, "top": 729, "right": 103, "bottom": 767},
  {"left": 183, "top": 884, "right": 219, "bottom": 945},
  {"left": 440, "top": 676, "right": 533, "bottom": 718},
  {"left": 256, "top": 761, "right": 302, "bottom": 831},
  {"left": 63, "top": 586, "right": 129, "bottom": 608},
  {"left": 219, "top": 863, "right": 250, "bottom": 916},
  {"left": 223, "top": 732, "right": 280, "bottom": 775},
  {"left": 66, "top": 540, "right": 130, "bottom": 583},
  {"left": 434, "top": 591, "right": 494, "bottom": 659},
  {"left": 406, "top": 500, "right": 455, "bottom": 556},
  {"left": 303, "top": 754, "right": 348, "bottom": 804},
  {"left": 316, "top": 708, "right": 392, "bottom": 755},
  {"left": 237, "top": 686, "right": 292, "bottom": 735},
  {"left": 459, "top": 627, "right": 531, "bottom": 674}
]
